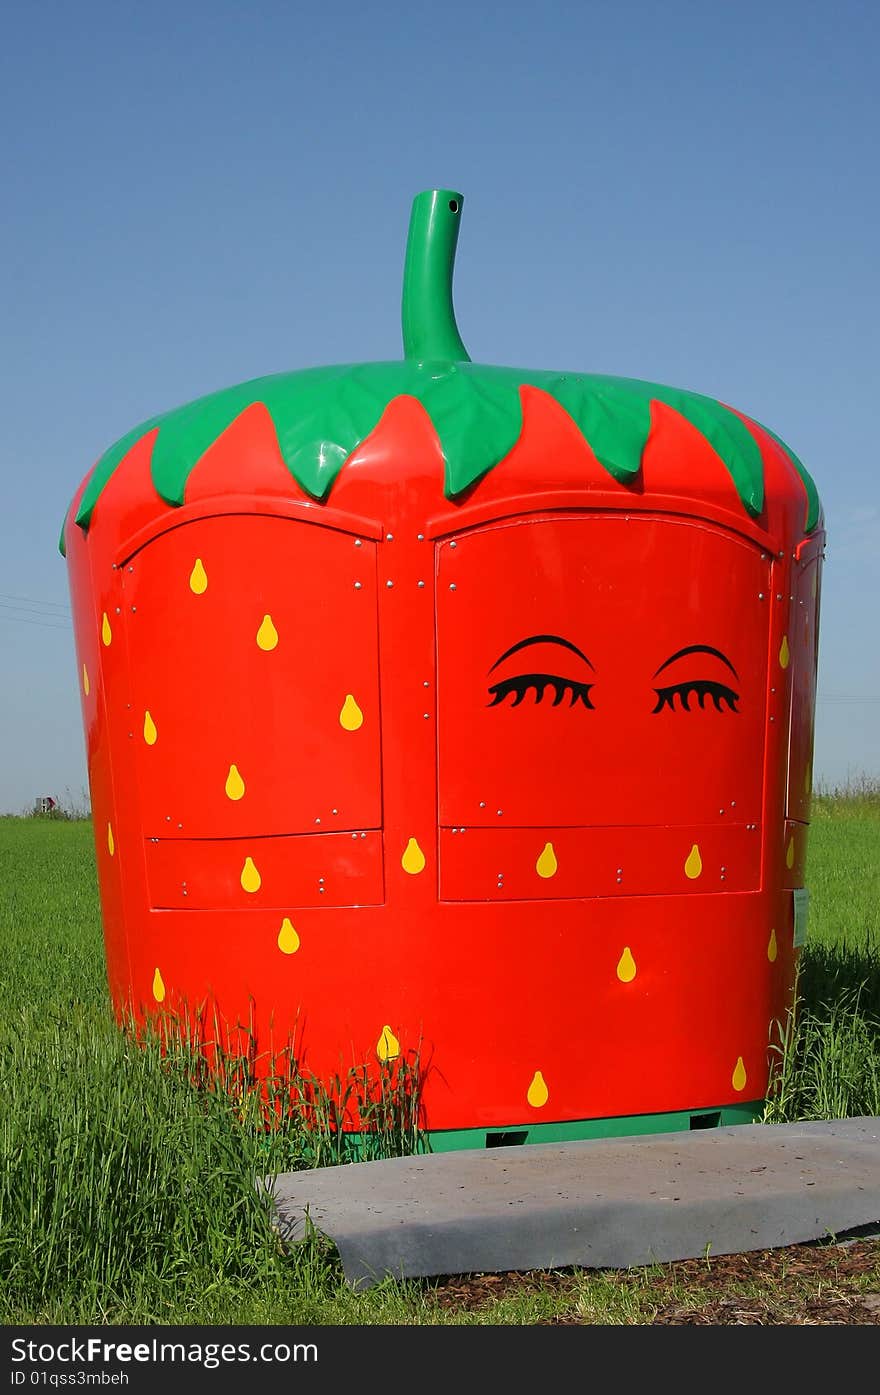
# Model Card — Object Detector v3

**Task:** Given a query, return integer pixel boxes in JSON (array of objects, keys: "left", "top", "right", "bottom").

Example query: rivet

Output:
[
  {"left": 719, "top": 809, "right": 724, "bottom": 815},
  {"left": 315, "top": 817, "right": 321, "bottom": 824},
  {"left": 332, "top": 808, "right": 338, "bottom": 815},
  {"left": 496, "top": 809, "right": 503, "bottom": 816},
  {"left": 386, "top": 580, "right": 393, "bottom": 588},
  {"left": 423, "top": 713, "right": 430, "bottom": 719},
  {"left": 360, "top": 832, "right": 366, "bottom": 839},
  {"left": 479, "top": 802, "right": 486, "bottom": 808},
  {"left": 776, "top": 594, "right": 783, "bottom": 601},
  {"left": 386, "top": 533, "right": 394, "bottom": 541},
  {"left": 351, "top": 833, "right": 357, "bottom": 840},
  {"left": 616, "top": 868, "right": 623, "bottom": 875},
  {"left": 115, "top": 607, "right": 121, "bottom": 614},
  {"left": 417, "top": 533, "right": 425, "bottom": 541},
  {"left": 758, "top": 593, "right": 764, "bottom": 600},
  {"left": 417, "top": 580, "right": 425, "bottom": 588},
  {"left": 452, "top": 827, "right": 458, "bottom": 834},
  {"left": 423, "top": 680, "right": 430, "bottom": 687},
  {"left": 319, "top": 877, "right": 325, "bottom": 883},
  {"left": 731, "top": 800, "right": 736, "bottom": 807},
  {"left": 770, "top": 716, "right": 775, "bottom": 722},
  {"left": 166, "top": 816, "right": 171, "bottom": 822},
  {"left": 131, "top": 606, "right": 137, "bottom": 612},
  {"left": 128, "top": 566, "right": 133, "bottom": 572},
  {"left": 354, "top": 581, "right": 363, "bottom": 590},
  {"left": 449, "top": 583, "right": 457, "bottom": 591},
  {"left": 450, "top": 541, "right": 457, "bottom": 549}
]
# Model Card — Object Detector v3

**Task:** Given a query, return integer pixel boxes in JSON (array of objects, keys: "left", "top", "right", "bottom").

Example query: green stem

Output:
[{"left": 402, "top": 189, "right": 470, "bottom": 362}]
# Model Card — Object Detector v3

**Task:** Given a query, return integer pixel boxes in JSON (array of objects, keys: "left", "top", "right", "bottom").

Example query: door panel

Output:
[
  {"left": 123, "top": 514, "right": 382, "bottom": 838},
  {"left": 437, "top": 514, "right": 769, "bottom": 897}
]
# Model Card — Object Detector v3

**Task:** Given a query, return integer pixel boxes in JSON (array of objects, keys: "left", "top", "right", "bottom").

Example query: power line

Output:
[
  {"left": 817, "top": 695, "right": 880, "bottom": 704},
  {"left": 0, "top": 607, "right": 70, "bottom": 631},
  {"left": 0, "top": 593, "right": 70, "bottom": 613}
]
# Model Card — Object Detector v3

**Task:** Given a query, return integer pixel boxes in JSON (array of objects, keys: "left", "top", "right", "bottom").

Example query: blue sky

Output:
[{"left": 1, "top": 0, "right": 877, "bottom": 812}]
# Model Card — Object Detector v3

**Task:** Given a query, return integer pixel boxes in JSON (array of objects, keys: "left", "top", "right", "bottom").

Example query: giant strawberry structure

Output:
[{"left": 62, "top": 189, "right": 823, "bottom": 1148}]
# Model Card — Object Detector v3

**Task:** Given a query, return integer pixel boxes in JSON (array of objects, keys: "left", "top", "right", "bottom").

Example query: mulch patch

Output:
[{"left": 428, "top": 1234, "right": 880, "bottom": 1325}]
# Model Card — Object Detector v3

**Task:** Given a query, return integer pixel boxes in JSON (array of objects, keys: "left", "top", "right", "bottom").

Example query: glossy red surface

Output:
[{"left": 65, "top": 392, "right": 823, "bottom": 1131}]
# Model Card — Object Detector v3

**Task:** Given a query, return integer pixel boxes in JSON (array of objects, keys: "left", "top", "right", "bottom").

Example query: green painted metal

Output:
[
  {"left": 67, "top": 360, "right": 818, "bottom": 545},
  {"left": 62, "top": 188, "right": 821, "bottom": 550},
  {"left": 402, "top": 188, "right": 470, "bottom": 363},
  {"left": 752, "top": 415, "right": 821, "bottom": 534},
  {"left": 427, "top": 1101, "right": 764, "bottom": 1153}
]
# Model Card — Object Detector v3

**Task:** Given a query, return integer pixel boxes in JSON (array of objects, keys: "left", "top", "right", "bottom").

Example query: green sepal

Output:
[
  {"left": 69, "top": 361, "right": 817, "bottom": 538},
  {"left": 750, "top": 417, "right": 821, "bottom": 533}
]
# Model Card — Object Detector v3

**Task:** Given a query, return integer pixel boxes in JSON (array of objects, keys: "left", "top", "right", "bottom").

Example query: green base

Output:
[{"left": 425, "top": 1101, "right": 764, "bottom": 1153}]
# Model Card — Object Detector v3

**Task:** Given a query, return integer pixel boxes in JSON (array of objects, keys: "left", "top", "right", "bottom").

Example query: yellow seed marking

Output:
[
  {"left": 786, "top": 836, "right": 795, "bottom": 869},
  {"left": 101, "top": 612, "right": 112, "bottom": 646},
  {"left": 256, "top": 614, "right": 278, "bottom": 650},
  {"left": 339, "top": 693, "right": 364, "bottom": 730},
  {"left": 107, "top": 822, "right": 115, "bottom": 857},
  {"left": 684, "top": 844, "right": 702, "bottom": 879},
  {"left": 225, "top": 764, "right": 245, "bottom": 801},
  {"left": 82, "top": 664, "right": 90, "bottom": 696},
  {"left": 143, "top": 711, "right": 157, "bottom": 745},
  {"left": 527, "top": 1070, "right": 549, "bottom": 1108},
  {"left": 779, "top": 634, "right": 790, "bottom": 669},
  {"left": 241, "top": 856, "right": 261, "bottom": 893},
  {"left": 401, "top": 837, "right": 426, "bottom": 874},
  {"left": 377, "top": 1025, "right": 400, "bottom": 1062},
  {"left": 616, "top": 946, "right": 637, "bottom": 983},
  {"left": 536, "top": 841, "right": 558, "bottom": 878},
  {"left": 189, "top": 558, "right": 208, "bottom": 594},
  {"left": 767, "top": 927, "right": 778, "bottom": 963},
  {"left": 277, "top": 917, "right": 300, "bottom": 955},
  {"left": 152, "top": 967, "right": 165, "bottom": 1003},
  {"left": 732, "top": 1056, "right": 747, "bottom": 1092}
]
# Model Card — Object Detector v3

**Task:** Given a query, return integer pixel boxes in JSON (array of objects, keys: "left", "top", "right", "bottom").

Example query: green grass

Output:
[{"left": 0, "top": 795, "right": 877, "bottom": 1326}]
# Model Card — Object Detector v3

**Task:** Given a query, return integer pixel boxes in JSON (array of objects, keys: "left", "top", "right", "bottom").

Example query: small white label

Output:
[{"left": 793, "top": 888, "right": 809, "bottom": 947}]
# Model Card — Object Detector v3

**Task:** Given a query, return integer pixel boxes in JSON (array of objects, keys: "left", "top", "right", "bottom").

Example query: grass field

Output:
[{"left": 0, "top": 794, "right": 877, "bottom": 1326}]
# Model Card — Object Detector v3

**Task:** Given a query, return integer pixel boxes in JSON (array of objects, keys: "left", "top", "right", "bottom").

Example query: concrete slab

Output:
[{"left": 268, "top": 1117, "right": 880, "bottom": 1290}]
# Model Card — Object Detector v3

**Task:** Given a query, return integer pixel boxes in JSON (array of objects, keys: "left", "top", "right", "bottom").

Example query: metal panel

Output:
[
  {"left": 786, "top": 550, "right": 822, "bottom": 821},
  {"left": 439, "top": 824, "right": 761, "bottom": 901},
  {"left": 437, "top": 515, "right": 770, "bottom": 852},
  {"left": 123, "top": 514, "right": 382, "bottom": 837},
  {"left": 145, "top": 830, "right": 384, "bottom": 910}
]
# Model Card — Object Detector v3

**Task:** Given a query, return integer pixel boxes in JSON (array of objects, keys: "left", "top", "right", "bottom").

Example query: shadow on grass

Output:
[
  {"left": 763, "top": 938, "right": 880, "bottom": 1124},
  {"left": 798, "top": 938, "right": 880, "bottom": 1027}
]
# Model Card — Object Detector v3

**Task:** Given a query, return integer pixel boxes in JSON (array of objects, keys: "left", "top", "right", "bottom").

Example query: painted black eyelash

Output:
[
  {"left": 652, "top": 681, "right": 740, "bottom": 714},
  {"left": 488, "top": 673, "right": 595, "bottom": 709}
]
